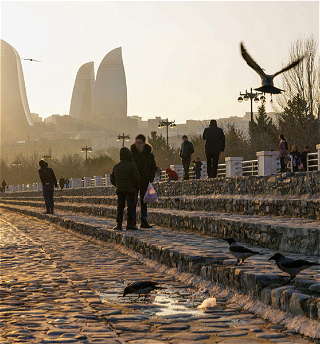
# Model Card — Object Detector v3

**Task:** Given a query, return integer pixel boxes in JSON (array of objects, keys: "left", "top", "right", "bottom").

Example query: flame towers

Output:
[
  {"left": 0, "top": 39, "right": 33, "bottom": 145},
  {"left": 70, "top": 47, "right": 127, "bottom": 130}
]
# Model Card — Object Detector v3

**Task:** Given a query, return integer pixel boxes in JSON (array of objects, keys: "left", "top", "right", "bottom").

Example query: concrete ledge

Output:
[{"left": 0, "top": 203, "right": 320, "bottom": 330}]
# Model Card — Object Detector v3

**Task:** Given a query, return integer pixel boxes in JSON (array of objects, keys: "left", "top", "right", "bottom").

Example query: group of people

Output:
[
  {"left": 178, "top": 119, "right": 225, "bottom": 180},
  {"left": 58, "top": 176, "right": 70, "bottom": 189},
  {"left": 279, "top": 134, "right": 310, "bottom": 173}
]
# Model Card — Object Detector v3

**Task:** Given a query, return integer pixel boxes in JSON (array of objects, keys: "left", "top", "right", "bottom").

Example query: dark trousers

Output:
[
  {"left": 280, "top": 157, "right": 286, "bottom": 172},
  {"left": 182, "top": 157, "right": 191, "bottom": 180},
  {"left": 206, "top": 153, "right": 220, "bottom": 178},
  {"left": 116, "top": 192, "right": 136, "bottom": 226},
  {"left": 133, "top": 188, "right": 148, "bottom": 223},
  {"left": 43, "top": 183, "right": 54, "bottom": 213},
  {"left": 195, "top": 171, "right": 201, "bottom": 179}
]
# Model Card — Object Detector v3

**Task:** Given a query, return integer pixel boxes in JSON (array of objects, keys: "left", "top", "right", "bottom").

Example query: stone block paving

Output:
[{"left": 0, "top": 209, "right": 317, "bottom": 343}]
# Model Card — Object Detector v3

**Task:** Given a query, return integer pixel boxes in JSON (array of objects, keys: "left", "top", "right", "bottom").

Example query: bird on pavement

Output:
[
  {"left": 22, "top": 58, "right": 41, "bottom": 62},
  {"left": 224, "top": 238, "right": 263, "bottom": 265},
  {"left": 240, "top": 42, "right": 304, "bottom": 95},
  {"left": 123, "top": 281, "right": 160, "bottom": 301},
  {"left": 268, "top": 253, "right": 320, "bottom": 283}
]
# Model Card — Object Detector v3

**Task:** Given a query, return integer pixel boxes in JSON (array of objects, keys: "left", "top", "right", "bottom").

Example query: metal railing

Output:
[
  {"left": 307, "top": 152, "right": 318, "bottom": 171},
  {"left": 241, "top": 160, "right": 258, "bottom": 176}
]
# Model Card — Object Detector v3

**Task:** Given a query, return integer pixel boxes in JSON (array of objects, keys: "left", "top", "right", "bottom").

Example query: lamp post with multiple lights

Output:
[
  {"left": 81, "top": 145, "right": 92, "bottom": 161},
  {"left": 12, "top": 159, "right": 22, "bottom": 177},
  {"left": 237, "top": 88, "right": 264, "bottom": 123},
  {"left": 116, "top": 133, "right": 130, "bottom": 147},
  {"left": 158, "top": 118, "right": 176, "bottom": 148}
]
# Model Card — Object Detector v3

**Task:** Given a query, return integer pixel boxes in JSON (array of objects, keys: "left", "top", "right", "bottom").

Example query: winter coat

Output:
[
  {"left": 130, "top": 143, "right": 157, "bottom": 190},
  {"left": 203, "top": 124, "right": 225, "bottom": 155},
  {"left": 192, "top": 160, "right": 202, "bottom": 172},
  {"left": 279, "top": 140, "right": 287, "bottom": 158},
  {"left": 38, "top": 166, "right": 58, "bottom": 186},
  {"left": 110, "top": 148, "right": 140, "bottom": 194},
  {"left": 180, "top": 140, "right": 194, "bottom": 159},
  {"left": 165, "top": 168, "right": 178, "bottom": 180},
  {"left": 290, "top": 152, "right": 302, "bottom": 172}
]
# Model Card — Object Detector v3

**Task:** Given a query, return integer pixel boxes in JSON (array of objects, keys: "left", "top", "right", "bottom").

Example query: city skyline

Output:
[{"left": 1, "top": 1, "right": 318, "bottom": 122}]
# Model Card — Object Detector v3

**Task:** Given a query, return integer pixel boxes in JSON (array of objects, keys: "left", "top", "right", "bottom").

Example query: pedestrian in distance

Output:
[
  {"left": 203, "top": 120, "right": 225, "bottom": 178},
  {"left": 165, "top": 167, "right": 179, "bottom": 182},
  {"left": 111, "top": 147, "right": 140, "bottom": 231},
  {"left": 1, "top": 180, "right": 7, "bottom": 193},
  {"left": 290, "top": 145, "right": 302, "bottom": 173},
  {"left": 192, "top": 157, "right": 202, "bottom": 179},
  {"left": 65, "top": 178, "right": 70, "bottom": 189},
  {"left": 59, "top": 176, "right": 66, "bottom": 189},
  {"left": 301, "top": 146, "right": 310, "bottom": 172},
  {"left": 38, "top": 160, "right": 57, "bottom": 214},
  {"left": 279, "top": 134, "right": 288, "bottom": 172},
  {"left": 131, "top": 134, "right": 157, "bottom": 229},
  {"left": 180, "top": 135, "right": 194, "bottom": 180}
]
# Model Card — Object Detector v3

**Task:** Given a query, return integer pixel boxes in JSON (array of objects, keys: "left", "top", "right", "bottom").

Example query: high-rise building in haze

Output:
[
  {"left": 69, "top": 61, "right": 95, "bottom": 123},
  {"left": 0, "top": 39, "right": 33, "bottom": 145},
  {"left": 91, "top": 47, "right": 127, "bottom": 120}
]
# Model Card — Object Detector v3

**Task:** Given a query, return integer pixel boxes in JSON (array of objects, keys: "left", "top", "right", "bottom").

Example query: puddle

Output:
[{"left": 96, "top": 283, "right": 209, "bottom": 318}]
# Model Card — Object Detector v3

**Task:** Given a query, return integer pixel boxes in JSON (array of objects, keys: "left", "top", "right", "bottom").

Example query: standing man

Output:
[
  {"left": 38, "top": 160, "right": 57, "bottom": 214},
  {"left": 180, "top": 135, "right": 194, "bottom": 180},
  {"left": 131, "top": 134, "right": 157, "bottom": 229},
  {"left": 203, "top": 120, "right": 225, "bottom": 178},
  {"left": 1, "top": 180, "right": 7, "bottom": 193}
]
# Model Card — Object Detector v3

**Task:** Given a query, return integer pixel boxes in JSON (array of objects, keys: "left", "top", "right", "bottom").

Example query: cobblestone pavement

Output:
[{"left": 0, "top": 209, "right": 317, "bottom": 344}]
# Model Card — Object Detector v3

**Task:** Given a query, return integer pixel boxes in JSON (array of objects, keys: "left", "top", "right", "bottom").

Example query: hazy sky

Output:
[{"left": 1, "top": 1, "right": 319, "bottom": 122}]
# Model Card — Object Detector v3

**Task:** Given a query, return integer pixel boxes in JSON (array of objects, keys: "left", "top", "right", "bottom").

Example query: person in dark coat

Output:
[
  {"left": 1, "top": 180, "right": 7, "bottom": 193},
  {"left": 203, "top": 120, "right": 225, "bottom": 178},
  {"left": 59, "top": 177, "right": 66, "bottom": 189},
  {"left": 131, "top": 134, "right": 157, "bottom": 229},
  {"left": 192, "top": 157, "right": 202, "bottom": 179},
  {"left": 290, "top": 145, "right": 302, "bottom": 173},
  {"left": 180, "top": 135, "right": 194, "bottom": 180},
  {"left": 279, "top": 134, "right": 288, "bottom": 172},
  {"left": 38, "top": 160, "right": 57, "bottom": 214},
  {"left": 111, "top": 147, "right": 140, "bottom": 230},
  {"left": 301, "top": 146, "right": 310, "bottom": 171}
]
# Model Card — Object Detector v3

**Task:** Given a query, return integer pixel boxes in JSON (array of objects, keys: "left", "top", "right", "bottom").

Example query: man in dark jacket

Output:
[
  {"left": 180, "top": 135, "right": 194, "bottom": 180},
  {"left": 131, "top": 134, "right": 157, "bottom": 229},
  {"left": 1, "top": 180, "right": 6, "bottom": 193},
  {"left": 38, "top": 160, "right": 57, "bottom": 214},
  {"left": 111, "top": 147, "right": 140, "bottom": 231},
  {"left": 203, "top": 120, "right": 225, "bottom": 178}
]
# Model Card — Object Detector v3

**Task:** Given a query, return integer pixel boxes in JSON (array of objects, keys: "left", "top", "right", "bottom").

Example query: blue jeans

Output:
[
  {"left": 42, "top": 183, "right": 54, "bottom": 213},
  {"left": 117, "top": 193, "right": 135, "bottom": 226},
  {"left": 133, "top": 188, "right": 148, "bottom": 223}
]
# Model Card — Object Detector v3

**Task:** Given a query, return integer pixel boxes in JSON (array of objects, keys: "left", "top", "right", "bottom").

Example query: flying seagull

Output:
[
  {"left": 268, "top": 253, "right": 320, "bottom": 283},
  {"left": 123, "top": 281, "right": 160, "bottom": 301},
  {"left": 225, "top": 238, "right": 262, "bottom": 265},
  {"left": 22, "top": 58, "right": 41, "bottom": 62},
  {"left": 240, "top": 42, "right": 304, "bottom": 95}
]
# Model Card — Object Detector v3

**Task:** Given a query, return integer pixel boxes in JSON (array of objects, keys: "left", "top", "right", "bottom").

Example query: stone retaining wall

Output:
[{"left": 2, "top": 171, "right": 320, "bottom": 198}]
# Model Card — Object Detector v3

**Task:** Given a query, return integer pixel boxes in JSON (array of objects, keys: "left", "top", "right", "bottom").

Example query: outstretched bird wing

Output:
[
  {"left": 273, "top": 57, "right": 304, "bottom": 77},
  {"left": 240, "top": 42, "right": 266, "bottom": 79}
]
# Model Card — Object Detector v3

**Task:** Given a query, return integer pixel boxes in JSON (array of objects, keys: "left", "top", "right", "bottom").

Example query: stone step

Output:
[
  {"left": 3, "top": 194, "right": 320, "bottom": 220},
  {"left": 1, "top": 198, "right": 320, "bottom": 256},
  {"left": 1, "top": 201, "right": 320, "bottom": 324}
]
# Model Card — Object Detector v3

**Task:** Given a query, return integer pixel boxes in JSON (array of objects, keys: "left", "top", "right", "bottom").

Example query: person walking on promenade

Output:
[
  {"left": 131, "top": 134, "right": 157, "bottom": 229},
  {"left": 192, "top": 157, "right": 202, "bottom": 179},
  {"left": 111, "top": 147, "right": 140, "bottom": 231},
  {"left": 301, "top": 146, "right": 310, "bottom": 171},
  {"left": 59, "top": 176, "right": 66, "bottom": 189},
  {"left": 290, "top": 145, "right": 302, "bottom": 173},
  {"left": 180, "top": 135, "right": 194, "bottom": 180},
  {"left": 1, "top": 180, "right": 7, "bottom": 193},
  {"left": 165, "top": 167, "right": 179, "bottom": 182},
  {"left": 65, "top": 178, "right": 70, "bottom": 189},
  {"left": 279, "top": 134, "right": 288, "bottom": 172},
  {"left": 38, "top": 160, "right": 57, "bottom": 214},
  {"left": 203, "top": 120, "right": 225, "bottom": 178}
]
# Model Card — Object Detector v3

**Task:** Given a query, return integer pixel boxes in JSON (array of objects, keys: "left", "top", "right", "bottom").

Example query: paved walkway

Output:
[{"left": 0, "top": 209, "right": 317, "bottom": 344}]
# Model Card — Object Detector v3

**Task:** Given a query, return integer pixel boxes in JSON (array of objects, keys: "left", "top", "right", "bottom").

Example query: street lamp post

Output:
[
  {"left": 12, "top": 159, "right": 22, "bottom": 177},
  {"left": 116, "top": 133, "right": 130, "bottom": 147},
  {"left": 158, "top": 118, "right": 177, "bottom": 148},
  {"left": 237, "top": 88, "right": 264, "bottom": 123},
  {"left": 81, "top": 145, "right": 92, "bottom": 161}
]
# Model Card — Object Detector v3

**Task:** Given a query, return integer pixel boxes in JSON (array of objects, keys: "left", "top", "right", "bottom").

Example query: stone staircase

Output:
[{"left": 1, "top": 173, "right": 320, "bottom": 336}]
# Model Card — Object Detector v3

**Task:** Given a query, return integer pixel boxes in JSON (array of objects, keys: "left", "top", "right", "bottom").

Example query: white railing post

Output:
[
  {"left": 317, "top": 144, "right": 320, "bottom": 171},
  {"left": 94, "top": 176, "right": 103, "bottom": 187},
  {"left": 70, "top": 178, "right": 82, "bottom": 189},
  {"left": 225, "top": 157, "right": 243, "bottom": 178},
  {"left": 83, "top": 176, "right": 91, "bottom": 187},
  {"left": 256, "top": 151, "right": 279, "bottom": 176},
  {"left": 104, "top": 174, "right": 111, "bottom": 186}
]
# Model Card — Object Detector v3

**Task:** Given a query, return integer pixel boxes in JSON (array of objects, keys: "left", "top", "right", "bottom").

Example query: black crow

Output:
[
  {"left": 123, "top": 281, "right": 159, "bottom": 301},
  {"left": 225, "top": 238, "right": 262, "bottom": 265}
]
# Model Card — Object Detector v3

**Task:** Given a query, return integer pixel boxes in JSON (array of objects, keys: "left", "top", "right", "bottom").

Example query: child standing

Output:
[
  {"left": 111, "top": 147, "right": 140, "bottom": 230},
  {"left": 192, "top": 157, "right": 202, "bottom": 179}
]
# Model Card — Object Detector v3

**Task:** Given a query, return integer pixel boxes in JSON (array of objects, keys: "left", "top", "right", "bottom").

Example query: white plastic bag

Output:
[{"left": 143, "top": 182, "right": 158, "bottom": 203}]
